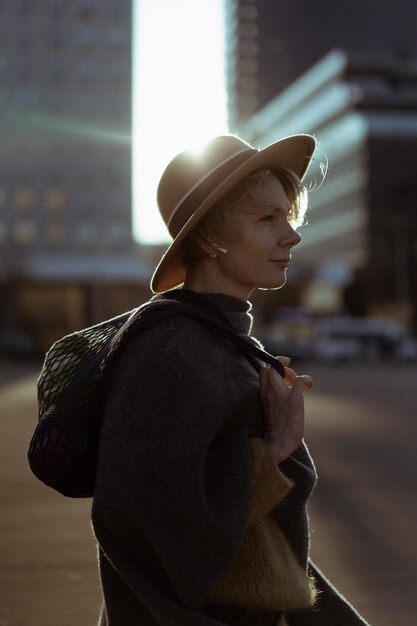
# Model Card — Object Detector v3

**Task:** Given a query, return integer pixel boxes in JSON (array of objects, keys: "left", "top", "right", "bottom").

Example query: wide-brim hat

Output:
[{"left": 151, "top": 133, "right": 316, "bottom": 293}]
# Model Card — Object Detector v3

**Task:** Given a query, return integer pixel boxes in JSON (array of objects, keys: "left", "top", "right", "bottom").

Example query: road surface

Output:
[
  {"left": 305, "top": 361, "right": 417, "bottom": 626},
  {"left": 0, "top": 361, "right": 416, "bottom": 625}
]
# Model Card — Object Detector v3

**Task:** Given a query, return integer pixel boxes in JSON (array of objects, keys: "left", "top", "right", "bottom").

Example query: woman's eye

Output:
[{"left": 262, "top": 215, "right": 275, "bottom": 222}]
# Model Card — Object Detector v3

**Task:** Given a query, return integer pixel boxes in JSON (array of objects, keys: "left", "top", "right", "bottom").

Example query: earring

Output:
[
  {"left": 211, "top": 242, "right": 228, "bottom": 255},
  {"left": 211, "top": 252, "right": 218, "bottom": 259}
]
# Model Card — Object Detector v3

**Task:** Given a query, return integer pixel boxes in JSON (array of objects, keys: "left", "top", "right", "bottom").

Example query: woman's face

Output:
[{"left": 209, "top": 175, "right": 302, "bottom": 300}]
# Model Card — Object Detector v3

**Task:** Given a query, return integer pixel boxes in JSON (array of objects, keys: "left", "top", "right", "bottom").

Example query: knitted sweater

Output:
[{"left": 91, "top": 291, "right": 370, "bottom": 626}]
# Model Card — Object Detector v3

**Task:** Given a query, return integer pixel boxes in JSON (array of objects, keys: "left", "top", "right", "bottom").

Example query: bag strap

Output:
[
  {"left": 164, "top": 289, "right": 285, "bottom": 377},
  {"left": 108, "top": 293, "right": 285, "bottom": 378}
]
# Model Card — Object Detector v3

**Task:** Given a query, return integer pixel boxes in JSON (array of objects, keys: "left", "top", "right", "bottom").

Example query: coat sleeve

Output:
[
  {"left": 286, "top": 561, "right": 371, "bottom": 625},
  {"left": 92, "top": 318, "right": 263, "bottom": 610}
]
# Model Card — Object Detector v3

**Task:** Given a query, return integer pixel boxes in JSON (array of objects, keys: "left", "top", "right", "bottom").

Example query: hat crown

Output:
[
  {"left": 151, "top": 132, "right": 316, "bottom": 293},
  {"left": 157, "top": 135, "right": 255, "bottom": 230}
]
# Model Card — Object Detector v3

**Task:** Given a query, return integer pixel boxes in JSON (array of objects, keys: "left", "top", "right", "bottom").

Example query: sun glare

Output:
[{"left": 132, "top": 0, "right": 229, "bottom": 243}]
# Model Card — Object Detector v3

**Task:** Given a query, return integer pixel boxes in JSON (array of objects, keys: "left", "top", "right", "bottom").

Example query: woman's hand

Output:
[{"left": 259, "top": 356, "right": 314, "bottom": 464}]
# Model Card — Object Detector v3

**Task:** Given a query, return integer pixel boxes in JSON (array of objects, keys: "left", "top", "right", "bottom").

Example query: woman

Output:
[{"left": 92, "top": 134, "right": 370, "bottom": 625}]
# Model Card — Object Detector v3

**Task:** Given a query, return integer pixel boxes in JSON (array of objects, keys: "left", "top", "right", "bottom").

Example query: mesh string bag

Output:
[
  {"left": 29, "top": 300, "right": 198, "bottom": 497},
  {"left": 28, "top": 293, "right": 285, "bottom": 498},
  {"left": 29, "top": 308, "right": 134, "bottom": 497}
]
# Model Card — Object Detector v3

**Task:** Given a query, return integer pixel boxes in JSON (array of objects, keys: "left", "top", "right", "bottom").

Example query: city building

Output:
[
  {"left": 240, "top": 50, "right": 417, "bottom": 328},
  {"left": 0, "top": 0, "right": 150, "bottom": 351},
  {"left": 225, "top": 0, "right": 417, "bottom": 130},
  {"left": 225, "top": 1, "right": 417, "bottom": 330}
]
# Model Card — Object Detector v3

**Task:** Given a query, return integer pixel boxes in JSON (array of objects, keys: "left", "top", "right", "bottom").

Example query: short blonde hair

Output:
[{"left": 179, "top": 166, "right": 308, "bottom": 267}]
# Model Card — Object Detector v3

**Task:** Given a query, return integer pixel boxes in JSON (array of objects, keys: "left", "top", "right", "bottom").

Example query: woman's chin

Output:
[{"left": 258, "top": 278, "right": 287, "bottom": 291}]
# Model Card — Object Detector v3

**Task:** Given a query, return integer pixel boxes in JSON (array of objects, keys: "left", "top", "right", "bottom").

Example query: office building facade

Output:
[
  {"left": 0, "top": 0, "right": 149, "bottom": 350},
  {"left": 225, "top": 0, "right": 417, "bottom": 130},
  {"left": 225, "top": 2, "right": 417, "bottom": 329}
]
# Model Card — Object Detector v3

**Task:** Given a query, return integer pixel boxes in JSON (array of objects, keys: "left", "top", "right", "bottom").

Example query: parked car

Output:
[
  {"left": 397, "top": 336, "right": 417, "bottom": 363},
  {"left": 260, "top": 333, "right": 314, "bottom": 363},
  {"left": 314, "top": 335, "right": 362, "bottom": 363},
  {"left": 314, "top": 316, "right": 405, "bottom": 363}
]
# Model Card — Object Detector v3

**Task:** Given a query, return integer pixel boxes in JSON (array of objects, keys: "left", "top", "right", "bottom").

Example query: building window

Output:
[
  {"left": 19, "top": 0, "right": 32, "bottom": 16},
  {"left": 0, "top": 190, "right": 6, "bottom": 211},
  {"left": 107, "top": 222, "right": 128, "bottom": 245},
  {"left": 77, "top": 26, "right": 97, "bottom": 44},
  {"left": 13, "top": 187, "right": 36, "bottom": 212},
  {"left": 48, "top": 92, "right": 65, "bottom": 110},
  {"left": 46, "top": 224, "right": 65, "bottom": 246},
  {"left": 107, "top": 27, "right": 126, "bottom": 45},
  {"left": 77, "top": 223, "right": 95, "bottom": 246},
  {"left": 108, "top": 60, "right": 125, "bottom": 77},
  {"left": 77, "top": 6, "right": 96, "bottom": 19},
  {"left": 75, "top": 0, "right": 99, "bottom": 14},
  {"left": 13, "top": 221, "right": 37, "bottom": 245},
  {"left": 53, "top": 1, "right": 68, "bottom": 18},
  {"left": 13, "top": 90, "right": 37, "bottom": 108},
  {"left": 45, "top": 188, "right": 67, "bottom": 212},
  {"left": 76, "top": 59, "right": 97, "bottom": 78}
]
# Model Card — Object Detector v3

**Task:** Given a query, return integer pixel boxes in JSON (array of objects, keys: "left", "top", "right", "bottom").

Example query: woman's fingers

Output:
[
  {"left": 291, "top": 375, "right": 310, "bottom": 395},
  {"left": 299, "top": 374, "right": 314, "bottom": 388},
  {"left": 265, "top": 364, "right": 288, "bottom": 391},
  {"left": 276, "top": 355, "right": 291, "bottom": 366},
  {"left": 268, "top": 364, "right": 314, "bottom": 388},
  {"left": 259, "top": 365, "right": 307, "bottom": 463},
  {"left": 283, "top": 365, "right": 297, "bottom": 385},
  {"left": 273, "top": 356, "right": 315, "bottom": 389},
  {"left": 259, "top": 364, "right": 269, "bottom": 389}
]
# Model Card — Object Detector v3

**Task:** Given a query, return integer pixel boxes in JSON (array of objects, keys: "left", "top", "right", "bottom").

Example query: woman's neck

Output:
[{"left": 183, "top": 259, "right": 253, "bottom": 301}]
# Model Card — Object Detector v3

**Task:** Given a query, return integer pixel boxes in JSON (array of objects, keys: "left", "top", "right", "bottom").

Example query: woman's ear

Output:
[
  {"left": 209, "top": 241, "right": 228, "bottom": 255},
  {"left": 196, "top": 239, "right": 228, "bottom": 258}
]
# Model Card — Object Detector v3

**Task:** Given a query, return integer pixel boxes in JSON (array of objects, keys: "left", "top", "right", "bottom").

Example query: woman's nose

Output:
[{"left": 280, "top": 223, "right": 302, "bottom": 248}]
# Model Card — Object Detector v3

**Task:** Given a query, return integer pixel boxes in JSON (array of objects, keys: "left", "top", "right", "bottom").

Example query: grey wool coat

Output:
[{"left": 91, "top": 291, "right": 371, "bottom": 626}]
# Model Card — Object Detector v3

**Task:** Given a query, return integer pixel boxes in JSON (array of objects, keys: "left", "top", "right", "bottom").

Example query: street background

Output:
[
  {"left": 2, "top": 2, "right": 417, "bottom": 624},
  {"left": 1, "top": 360, "right": 416, "bottom": 626}
]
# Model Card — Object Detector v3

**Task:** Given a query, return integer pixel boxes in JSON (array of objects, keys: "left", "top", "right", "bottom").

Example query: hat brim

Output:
[{"left": 151, "top": 134, "right": 316, "bottom": 294}]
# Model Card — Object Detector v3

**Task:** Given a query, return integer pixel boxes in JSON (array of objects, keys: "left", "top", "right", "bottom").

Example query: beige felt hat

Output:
[{"left": 151, "top": 133, "right": 316, "bottom": 293}]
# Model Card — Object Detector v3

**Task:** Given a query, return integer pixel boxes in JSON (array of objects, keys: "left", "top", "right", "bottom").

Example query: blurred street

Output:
[
  {"left": 305, "top": 361, "right": 417, "bottom": 626},
  {"left": 0, "top": 362, "right": 416, "bottom": 626},
  {"left": 0, "top": 367, "right": 100, "bottom": 626}
]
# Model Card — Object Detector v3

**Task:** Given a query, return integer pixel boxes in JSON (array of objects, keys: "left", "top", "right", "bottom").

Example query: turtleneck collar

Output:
[
  {"left": 199, "top": 292, "right": 253, "bottom": 336},
  {"left": 152, "top": 289, "right": 253, "bottom": 336}
]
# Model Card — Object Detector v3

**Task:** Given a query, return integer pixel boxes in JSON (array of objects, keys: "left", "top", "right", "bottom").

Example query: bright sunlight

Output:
[{"left": 132, "top": 0, "right": 229, "bottom": 243}]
